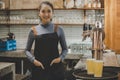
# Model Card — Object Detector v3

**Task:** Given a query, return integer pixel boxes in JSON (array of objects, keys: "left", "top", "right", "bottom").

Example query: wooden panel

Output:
[
  {"left": 53, "top": 0, "right": 63, "bottom": 9},
  {"left": 1, "top": 0, "right": 9, "bottom": 9},
  {"left": 115, "top": 0, "right": 120, "bottom": 53},
  {"left": 10, "top": 0, "right": 64, "bottom": 9},
  {"left": 10, "top": 0, "right": 43, "bottom": 9},
  {"left": 115, "top": 39, "right": 120, "bottom": 50},
  {"left": 117, "top": 4, "right": 120, "bottom": 17},
  {"left": 117, "top": 0, "right": 120, "bottom": 3},
  {"left": 104, "top": 0, "right": 120, "bottom": 52},
  {"left": 100, "top": 0, "right": 104, "bottom": 8},
  {"left": 106, "top": 0, "right": 120, "bottom": 53},
  {"left": 22, "top": 0, "right": 41, "bottom": 9},
  {"left": 115, "top": 31, "right": 120, "bottom": 39},
  {"left": 104, "top": 0, "right": 112, "bottom": 48},
  {"left": 10, "top": 0, "right": 22, "bottom": 9},
  {"left": 111, "top": 0, "right": 116, "bottom": 50}
]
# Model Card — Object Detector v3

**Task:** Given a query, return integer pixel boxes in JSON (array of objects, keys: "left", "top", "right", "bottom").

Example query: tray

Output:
[{"left": 73, "top": 69, "right": 118, "bottom": 80}]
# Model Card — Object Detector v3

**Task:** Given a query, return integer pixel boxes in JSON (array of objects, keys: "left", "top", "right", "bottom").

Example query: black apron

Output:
[{"left": 31, "top": 25, "right": 65, "bottom": 80}]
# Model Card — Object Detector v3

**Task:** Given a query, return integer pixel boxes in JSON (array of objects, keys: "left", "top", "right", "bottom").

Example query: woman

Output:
[{"left": 25, "top": 1, "right": 68, "bottom": 80}]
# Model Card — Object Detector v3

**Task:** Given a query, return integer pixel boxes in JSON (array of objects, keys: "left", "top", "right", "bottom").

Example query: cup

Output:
[
  {"left": 94, "top": 60, "right": 103, "bottom": 77},
  {"left": 86, "top": 58, "right": 95, "bottom": 75}
]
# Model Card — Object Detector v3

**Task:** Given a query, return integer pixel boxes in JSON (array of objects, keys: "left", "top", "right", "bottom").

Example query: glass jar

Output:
[
  {"left": 0, "top": 0, "right": 5, "bottom": 9},
  {"left": 92, "top": 0, "right": 97, "bottom": 8},
  {"left": 87, "top": 0, "right": 92, "bottom": 8},
  {"left": 97, "top": 0, "right": 101, "bottom": 8}
]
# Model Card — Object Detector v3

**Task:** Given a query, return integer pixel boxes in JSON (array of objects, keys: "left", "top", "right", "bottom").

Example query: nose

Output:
[{"left": 44, "top": 12, "right": 49, "bottom": 16}]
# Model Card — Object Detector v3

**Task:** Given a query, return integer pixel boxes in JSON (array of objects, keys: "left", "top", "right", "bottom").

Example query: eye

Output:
[
  {"left": 48, "top": 10, "right": 51, "bottom": 13},
  {"left": 41, "top": 10, "right": 45, "bottom": 13}
]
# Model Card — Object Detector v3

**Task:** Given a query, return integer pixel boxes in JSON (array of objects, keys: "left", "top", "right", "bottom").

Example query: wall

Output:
[
  {"left": 0, "top": 10, "right": 101, "bottom": 50},
  {"left": 0, "top": 24, "right": 83, "bottom": 49}
]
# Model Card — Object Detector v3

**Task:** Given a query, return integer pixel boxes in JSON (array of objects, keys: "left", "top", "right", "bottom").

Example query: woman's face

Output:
[{"left": 39, "top": 4, "right": 53, "bottom": 24}]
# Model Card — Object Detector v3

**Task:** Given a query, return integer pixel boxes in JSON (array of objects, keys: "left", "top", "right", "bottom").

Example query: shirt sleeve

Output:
[
  {"left": 25, "top": 29, "right": 35, "bottom": 63},
  {"left": 58, "top": 27, "right": 68, "bottom": 61}
]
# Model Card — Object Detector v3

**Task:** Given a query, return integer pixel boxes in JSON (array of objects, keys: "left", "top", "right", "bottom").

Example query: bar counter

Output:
[
  {"left": 0, "top": 50, "right": 83, "bottom": 74},
  {"left": 0, "top": 62, "right": 15, "bottom": 80},
  {"left": 0, "top": 49, "right": 83, "bottom": 59}
]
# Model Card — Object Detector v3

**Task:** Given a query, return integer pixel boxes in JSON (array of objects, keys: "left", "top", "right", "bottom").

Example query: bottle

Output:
[
  {"left": 87, "top": 0, "right": 92, "bottom": 8},
  {"left": 83, "top": 23, "right": 88, "bottom": 31},
  {"left": 63, "top": 0, "right": 66, "bottom": 8},
  {"left": 89, "top": 24, "right": 92, "bottom": 30},
  {"left": 97, "top": 0, "right": 101, "bottom": 8},
  {"left": 68, "top": 46, "right": 71, "bottom": 54},
  {"left": 84, "top": 0, "right": 87, "bottom": 8},
  {"left": 74, "top": 0, "right": 77, "bottom": 8},
  {"left": 0, "top": 0, "right": 5, "bottom": 9},
  {"left": 92, "top": 0, "right": 96, "bottom": 8}
]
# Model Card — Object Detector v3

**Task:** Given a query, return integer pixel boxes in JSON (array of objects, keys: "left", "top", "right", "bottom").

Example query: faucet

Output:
[
  {"left": 91, "top": 21, "right": 105, "bottom": 60},
  {"left": 82, "top": 23, "right": 92, "bottom": 41},
  {"left": 82, "top": 21, "right": 105, "bottom": 60}
]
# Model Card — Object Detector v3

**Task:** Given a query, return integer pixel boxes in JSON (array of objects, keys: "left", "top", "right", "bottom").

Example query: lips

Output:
[{"left": 43, "top": 17, "right": 50, "bottom": 19}]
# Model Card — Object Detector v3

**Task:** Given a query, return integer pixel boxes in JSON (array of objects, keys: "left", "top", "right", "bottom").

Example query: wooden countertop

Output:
[
  {"left": 0, "top": 50, "right": 83, "bottom": 59},
  {"left": 65, "top": 53, "right": 83, "bottom": 59},
  {"left": 0, "top": 62, "right": 15, "bottom": 80},
  {"left": 0, "top": 50, "right": 26, "bottom": 58}
]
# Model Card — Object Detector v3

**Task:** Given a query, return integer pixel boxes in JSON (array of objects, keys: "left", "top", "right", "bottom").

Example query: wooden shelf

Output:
[
  {"left": 0, "top": 23, "right": 95, "bottom": 26},
  {"left": 0, "top": 8, "right": 38, "bottom": 11},
  {"left": 0, "top": 9, "right": 10, "bottom": 11},
  {"left": 55, "top": 23, "right": 84, "bottom": 25},
  {"left": 0, "top": 7, "right": 102, "bottom": 27},
  {"left": 0, "top": 23, "right": 37, "bottom": 25},
  {"left": 0, "top": 8, "right": 104, "bottom": 11},
  {"left": 54, "top": 8, "right": 104, "bottom": 10}
]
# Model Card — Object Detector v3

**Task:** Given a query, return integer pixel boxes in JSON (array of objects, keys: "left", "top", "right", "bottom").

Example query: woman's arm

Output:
[
  {"left": 59, "top": 27, "right": 68, "bottom": 61},
  {"left": 25, "top": 29, "right": 35, "bottom": 63}
]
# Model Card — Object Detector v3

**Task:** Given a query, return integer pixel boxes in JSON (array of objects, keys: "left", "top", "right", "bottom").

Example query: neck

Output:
[
  {"left": 40, "top": 21, "right": 52, "bottom": 27},
  {"left": 41, "top": 20, "right": 51, "bottom": 25}
]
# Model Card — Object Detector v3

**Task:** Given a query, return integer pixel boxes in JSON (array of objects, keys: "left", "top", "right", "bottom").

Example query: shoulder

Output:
[
  {"left": 56, "top": 25, "right": 65, "bottom": 36},
  {"left": 31, "top": 25, "right": 40, "bottom": 31},
  {"left": 57, "top": 25, "right": 64, "bottom": 31},
  {"left": 30, "top": 25, "right": 40, "bottom": 35}
]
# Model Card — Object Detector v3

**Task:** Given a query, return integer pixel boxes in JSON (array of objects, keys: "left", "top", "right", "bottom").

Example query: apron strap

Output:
[
  {"left": 54, "top": 24, "right": 58, "bottom": 32},
  {"left": 31, "top": 26, "right": 37, "bottom": 36}
]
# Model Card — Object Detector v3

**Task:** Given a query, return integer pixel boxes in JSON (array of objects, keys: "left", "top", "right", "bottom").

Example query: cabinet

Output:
[{"left": 104, "top": 0, "right": 120, "bottom": 53}]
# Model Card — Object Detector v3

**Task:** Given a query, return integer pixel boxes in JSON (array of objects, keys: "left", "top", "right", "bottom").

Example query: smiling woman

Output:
[
  {"left": 38, "top": 1, "right": 53, "bottom": 24},
  {"left": 25, "top": 1, "right": 68, "bottom": 80}
]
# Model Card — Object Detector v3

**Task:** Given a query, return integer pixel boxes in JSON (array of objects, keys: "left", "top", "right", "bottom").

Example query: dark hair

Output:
[{"left": 38, "top": 1, "right": 54, "bottom": 12}]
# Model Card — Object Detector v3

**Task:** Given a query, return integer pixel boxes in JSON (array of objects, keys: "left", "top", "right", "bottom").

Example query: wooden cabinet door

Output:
[
  {"left": 1, "top": 0, "right": 9, "bottom": 9},
  {"left": 105, "top": 0, "right": 120, "bottom": 53},
  {"left": 10, "top": 0, "right": 41, "bottom": 9}
]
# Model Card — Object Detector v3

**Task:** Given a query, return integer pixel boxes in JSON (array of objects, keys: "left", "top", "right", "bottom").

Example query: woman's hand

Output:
[
  {"left": 33, "top": 59, "right": 44, "bottom": 69},
  {"left": 50, "top": 57, "right": 61, "bottom": 66}
]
